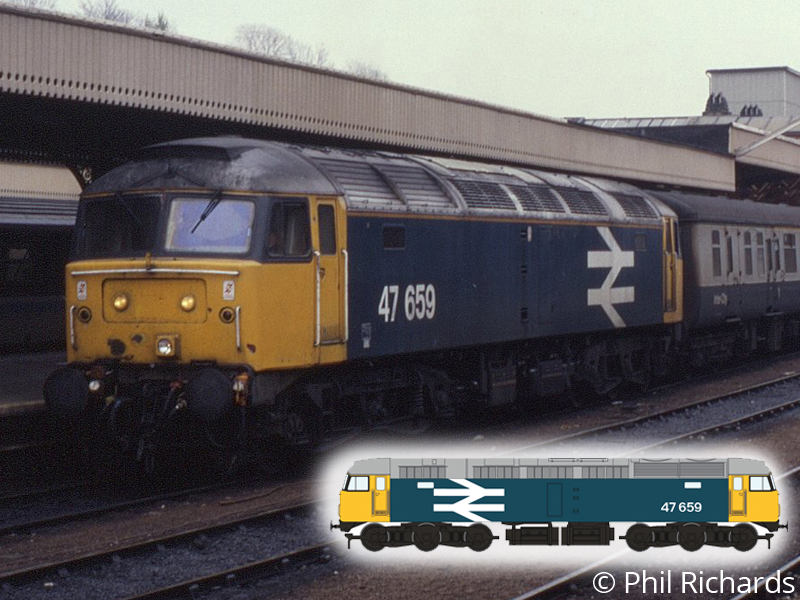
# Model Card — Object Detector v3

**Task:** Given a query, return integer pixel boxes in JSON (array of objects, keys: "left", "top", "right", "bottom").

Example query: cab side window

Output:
[
  {"left": 750, "top": 476, "right": 773, "bottom": 491},
  {"left": 268, "top": 201, "right": 310, "bottom": 258},
  {"left": 346, "top": 476, "right": 369, "bottom": 491}
]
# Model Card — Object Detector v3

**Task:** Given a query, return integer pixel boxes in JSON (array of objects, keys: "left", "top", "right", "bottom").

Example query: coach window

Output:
[
  {"left": 756, "top": 232, "right": 766, "bottom": 276},
  {"left": 743, "top": 232, "right": 754, "bottom": 276},
  {"left": 267, "top": 201, "right": 310, "bottom": 258},
  {"left": 711, "top": 230, "right": 722, "bottom": 278},
  {"left": 725, "top": 234, "right": 734, "bottom": 275},
  {"left": 785, "top": 234, "right": 798, "bottom": 273}
]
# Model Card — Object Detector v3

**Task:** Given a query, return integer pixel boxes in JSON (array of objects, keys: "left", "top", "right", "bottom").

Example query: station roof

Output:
[{"left": 0, "top": 5, "right": 736, "bottom": 193}]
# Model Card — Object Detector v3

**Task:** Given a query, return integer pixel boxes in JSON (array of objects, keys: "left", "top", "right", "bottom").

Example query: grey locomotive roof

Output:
[
  {"left": 650, "top": 190, "right": 800, "bottom": 227},
  {"left": 349, "top": 458, "right": 770, "bottom": 479},
  {"left": 88, "top": 137, "right": 669, "bottom": 225}
]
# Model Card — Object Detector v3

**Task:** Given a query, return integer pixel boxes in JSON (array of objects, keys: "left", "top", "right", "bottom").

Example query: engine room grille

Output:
[
  {"left": 554, "top": 187, "right": 608, "bottom": 216},
  {"left": 611, "top": 193, "right": 658, "bottom": 219},
  {"left": 398, "top": 465, "right": 447, "bottom": 478},
  {"left": 451, "top": 179, "right": 517, "bottom": 210},
  {"left": 508, "top": 184, "right": 566, "bottom": 213},
  {"left": 373, "top": 163, "right": 456, "bottom": 209},
  {"left": 678, "top": 462, "right": 726, "bottom": 478},
  {"left": 314, "top": 158, "right": 399, "bottom": 207},
  {"left": 473, "top": 466, "right": 520, "bottom": 479},
  {"left": 633, "top": 462, "right": 725, "bottom": 478}
]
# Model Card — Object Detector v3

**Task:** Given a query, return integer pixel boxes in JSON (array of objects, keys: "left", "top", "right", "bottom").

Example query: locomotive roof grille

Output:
[
  {"left": 450, "top": 179, "right": 517, "bottom": 211},
  {"left": 371, "top": 163, "right": 456, "bottom": 209},
  {"left": 611, "top": 193, "right": 659, "bottom": 219},
  {"left": 313, "top": 158, "right": 399, "bottom": 207},
  {"left": 508, "top": 184, "right": 566, "bottom": 213},
  {"left": 554, "top": 187, "right": 608, "bottom": 216}
]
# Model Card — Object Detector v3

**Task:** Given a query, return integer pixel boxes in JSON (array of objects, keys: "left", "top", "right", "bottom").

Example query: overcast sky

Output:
[{"left": 52, "top": 0, "right": 796, "bottom": 120}]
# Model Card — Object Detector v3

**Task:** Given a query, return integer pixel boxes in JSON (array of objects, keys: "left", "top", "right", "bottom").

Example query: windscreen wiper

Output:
[{"left": 190, "top": 190, "right": 222, "bottom": 233}]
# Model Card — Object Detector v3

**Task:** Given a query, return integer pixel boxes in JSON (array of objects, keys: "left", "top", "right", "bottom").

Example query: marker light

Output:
[
  {"left": 180, "top": 294, "right": 196, "bottom": 312},
  {"left": 113, "top": 294, "right": 129, "bottom": 311}
]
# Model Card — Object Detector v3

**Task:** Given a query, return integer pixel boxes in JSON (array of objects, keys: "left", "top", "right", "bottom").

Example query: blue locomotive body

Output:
[
  {"left": 346, "top": 215, "right": 665, "bottom": 359},
  {"left": 388, "top": 478, "right": 728, "bottom": 524}
]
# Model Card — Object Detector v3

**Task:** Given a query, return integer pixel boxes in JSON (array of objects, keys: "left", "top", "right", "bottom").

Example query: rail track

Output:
[
  {"left": 499, "top": 369, "right": 800, "bottom": 455},
  {"left": 0, "top": 494, "right": 318, "bottom": 583}
]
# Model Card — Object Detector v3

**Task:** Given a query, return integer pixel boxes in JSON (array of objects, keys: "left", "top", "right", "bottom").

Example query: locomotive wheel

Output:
[
  {"left": 625, "top": 523, "right": 653, "bottom": 552},
  {"left": 412, "top": 523, "right": 441, "bottom": 551},
  {"left": 465, "top": 523, "right": 493, "bottom": 552},
  {"left": 361, "top": 524, "right": 387, "bottom": 552},
  {"left": 731, "top": 524, "right": 758, "bottom": 552},
  {"left": 677, "top": 523, "right": 706, "bottom": 551}
]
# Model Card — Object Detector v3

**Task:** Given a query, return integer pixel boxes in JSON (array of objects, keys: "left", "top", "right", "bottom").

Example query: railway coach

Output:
[
  {"left": 41, "top": 136, "right": 800, "bottom": 472},
  {"left": 333, "top": 457, "right": 784, "bottom": 552}
]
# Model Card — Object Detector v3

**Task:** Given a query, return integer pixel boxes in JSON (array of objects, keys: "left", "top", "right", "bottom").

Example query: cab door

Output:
[
  {"left": 730, "top": 476, "right": 746, "bottom": 517},
  {"left": 372, "top": 475, "right": 389, "bottom": 517},
  {"left": 311, "top": 198, "right": 348, "bottom": 362}
]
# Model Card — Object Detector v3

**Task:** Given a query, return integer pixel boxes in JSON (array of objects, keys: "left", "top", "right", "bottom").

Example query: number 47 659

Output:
[{"left": 661, "top": 501, "right": 702, "bottom": 513}]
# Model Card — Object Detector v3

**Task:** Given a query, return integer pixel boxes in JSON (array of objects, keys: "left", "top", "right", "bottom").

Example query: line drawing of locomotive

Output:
[
  {"left": 332, "top": 457, "right": 784, "bottom": 552},
  {"left": 41, "top": 136, "right": 800, "bottom": 472}
]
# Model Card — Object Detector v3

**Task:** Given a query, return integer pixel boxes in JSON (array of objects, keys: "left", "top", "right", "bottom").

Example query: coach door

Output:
[
  {"left": 311, "top": 198, "right": 348, "bottom": 361},
  {"left": 663, "top": 218, "right": 679, "bottom": 320},
  {"left": 730, "top": 476, "right": 746, "bottom": 517}
]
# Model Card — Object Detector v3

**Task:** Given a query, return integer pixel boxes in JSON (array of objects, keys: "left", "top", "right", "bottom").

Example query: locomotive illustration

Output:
[
  {"left": 333, "top": 458, "right": 784, "bottom": 552},
  {"left": 42, "top": 136, "right": 800, "bottom": 471}
]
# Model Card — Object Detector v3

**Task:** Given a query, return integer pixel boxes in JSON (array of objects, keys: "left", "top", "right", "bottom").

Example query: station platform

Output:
[{"left": 0, "top": 351, "right": 64, "bottom": 415}]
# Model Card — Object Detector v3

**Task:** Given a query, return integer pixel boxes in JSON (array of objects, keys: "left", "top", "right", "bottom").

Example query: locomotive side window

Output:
[
  {"left": 268, "top": 201, "right": 311, "bottom": 258},
  {"left": 346, "top": 476, "right": 369, "bottom": 491},
  {"left": 318, "top": 205, "right": 337, "bottom": 255},
  {"left": 733, "top": 477, "right": 743, "bottom": 491},
  {"left": 750, "top": 476, "right": 774, "bottom": 491},
  {"left": 383, "top": 225, "right": 406, "bottom": 249},
  {"left": 743, "top": 232, "right": 754, "bottom": 276},
  {"left": 166, "top": 198, "right": 254, "bottom": 254},
  {"left": 711, "top": 230, "right": 722, "bottom": 278},
  {"left": 785, "top": 234, "right": 798, "bottom": 273}
]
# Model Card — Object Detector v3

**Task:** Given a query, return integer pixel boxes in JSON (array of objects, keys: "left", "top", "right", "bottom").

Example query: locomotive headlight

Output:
[
  {"left": 76, "top": 306, "right": 92, "bottom": 323},
  {"left": 113, "top": 293, "right": 129, "bottom": 312},
  {"left": 157, "top": 339, "right": 173, "bottom": 355},
  {"left": 180, "top": 294, "right": 196, "bottom": 312},
  {"left": 155, "top": 335, "right": 179, "bottom": 357},
  {"left": 88, "top": 380, "right": 102, "bottom": 393}
]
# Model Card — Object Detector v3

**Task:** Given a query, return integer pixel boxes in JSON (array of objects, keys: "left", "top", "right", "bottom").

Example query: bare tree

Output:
[
  {"left": 347, "top": 60, "right": 389, "bottom": 82},
  {"left": 141, "top": 11, "right": 173, "bottom": 32},
  {"left": 234, "top": 24, "right": 330, "bottom": 68},
  {"left": 6, "top": 0, "right": 58, "bottom": 9},
  {"left": 79, "top": 0, "right": 134, "bottom": 24}
]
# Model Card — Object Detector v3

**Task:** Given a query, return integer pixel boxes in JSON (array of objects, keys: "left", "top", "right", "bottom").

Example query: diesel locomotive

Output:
[
  {"left": 43, "top": 136, "right": 800, "bottom": 472},
  {"left": 333, "top": 457, "right": 784, "bottom": 552}
]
